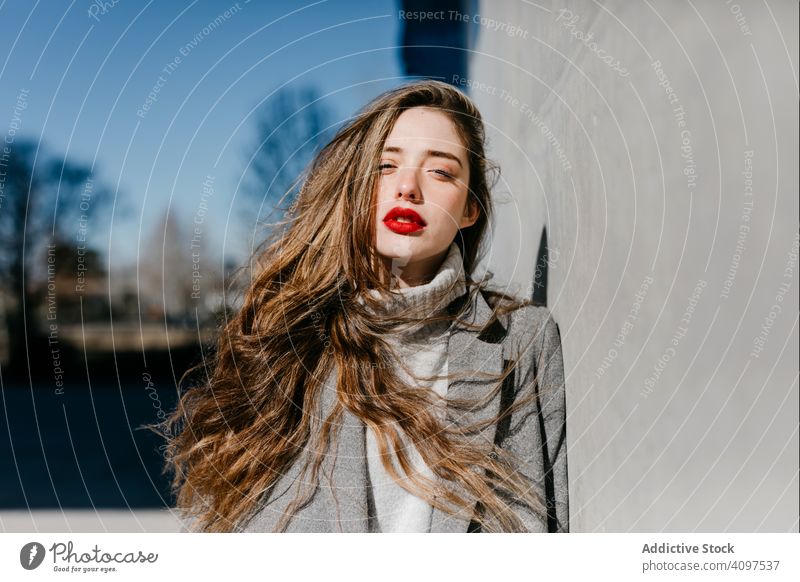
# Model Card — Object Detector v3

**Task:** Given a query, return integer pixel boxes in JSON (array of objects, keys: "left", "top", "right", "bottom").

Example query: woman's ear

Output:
[{"left": 460, "top": 197, "right": 480, "bottom": 229}]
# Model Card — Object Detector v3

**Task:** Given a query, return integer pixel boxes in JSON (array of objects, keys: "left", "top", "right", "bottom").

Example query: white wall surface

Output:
[{"left": 467, "top": 0, "right": 798, "bottom": 532}]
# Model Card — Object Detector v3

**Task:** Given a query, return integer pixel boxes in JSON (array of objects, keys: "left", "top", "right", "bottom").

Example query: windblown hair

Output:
[{"left": 162, "top": 79, "right": 553, "bottom": 532}]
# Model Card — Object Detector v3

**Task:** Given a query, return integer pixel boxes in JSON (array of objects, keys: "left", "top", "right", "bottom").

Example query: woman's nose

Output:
[{"left": 395, "top": 166, "right": 420, "bottom": 200}]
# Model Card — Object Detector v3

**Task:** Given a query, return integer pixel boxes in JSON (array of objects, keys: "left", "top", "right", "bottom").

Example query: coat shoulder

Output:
[
  {"left": 479, "top": 287, "right": 557, "bottom": 353},
  {"left": 506, "top": 303, "right": 556, "bottom": 336},
  {"left": 480, "top": 293, "right": 570, "bottom": 533}
]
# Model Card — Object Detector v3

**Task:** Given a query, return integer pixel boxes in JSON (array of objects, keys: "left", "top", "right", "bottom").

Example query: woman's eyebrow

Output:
[{"left": 381, "top": 146, "right": 463, "bottom": 168}]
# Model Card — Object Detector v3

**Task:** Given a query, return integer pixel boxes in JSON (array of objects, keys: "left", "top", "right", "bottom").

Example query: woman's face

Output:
[{"left": 372, "top": 106, "right": 478, "bottom": 287}]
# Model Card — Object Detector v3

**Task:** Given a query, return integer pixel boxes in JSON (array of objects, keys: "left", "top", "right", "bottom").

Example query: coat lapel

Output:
[
  {"left": 429, "top": 289, "right": 505, "bottom": 532},
  {"left": 311, "top": 289, "right": 506, "bottom": 533},
  {"left": 313, "top": 366, "right": 372, "bottom": 532}
]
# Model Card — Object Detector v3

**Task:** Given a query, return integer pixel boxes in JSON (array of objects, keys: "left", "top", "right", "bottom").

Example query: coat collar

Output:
[{"left": 315, "top": 288, "right": 507, "bottom": 532}]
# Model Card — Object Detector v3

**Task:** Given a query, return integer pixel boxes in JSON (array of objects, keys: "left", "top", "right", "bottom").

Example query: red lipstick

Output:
[{"left": 382, "top": 206, "right": 427, "bottom": 235}]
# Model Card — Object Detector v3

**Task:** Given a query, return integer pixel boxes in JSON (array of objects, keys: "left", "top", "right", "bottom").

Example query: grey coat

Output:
[{"left": 239, "top": 289, "right": 569, "bottom": 533}]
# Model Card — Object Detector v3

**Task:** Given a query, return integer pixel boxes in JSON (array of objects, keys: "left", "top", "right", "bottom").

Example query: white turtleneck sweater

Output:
[{"left": 362, "top": 242, "right": 467, "bottom": 533}]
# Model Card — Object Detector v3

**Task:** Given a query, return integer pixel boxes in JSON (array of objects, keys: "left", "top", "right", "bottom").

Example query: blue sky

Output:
[{"left": 0, "top": 0, "right": 406, "bottom": 266}]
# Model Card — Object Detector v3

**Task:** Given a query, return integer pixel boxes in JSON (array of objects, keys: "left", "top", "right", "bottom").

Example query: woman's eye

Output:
[
  {"left": 378, "top": 163, "right": 394, "bottom": 173},
  {"left": 432, "top": 169, "right": 454, "bottom": 178}
]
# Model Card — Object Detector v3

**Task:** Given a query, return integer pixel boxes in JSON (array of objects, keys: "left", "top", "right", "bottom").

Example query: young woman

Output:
[{"left": 163, "top": 79, "right": 569, "bottom": 533}]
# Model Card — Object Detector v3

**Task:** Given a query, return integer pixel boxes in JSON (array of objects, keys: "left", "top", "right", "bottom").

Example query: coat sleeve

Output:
[{"left": 535, "top": 311, "right": 570, "bottom": 532}]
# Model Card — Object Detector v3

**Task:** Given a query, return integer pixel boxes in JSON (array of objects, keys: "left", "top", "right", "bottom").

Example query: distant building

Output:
[{"left": 399, "top": 0, "right": 479, "bottom": 84}]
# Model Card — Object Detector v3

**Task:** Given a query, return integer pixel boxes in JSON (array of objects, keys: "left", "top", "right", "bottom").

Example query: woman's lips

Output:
[
  {"left": 384, "top": 219, "right": 424, "bottom": 234},
  {"left": 382, "top": 206, "right": 426, "bottom": 235}
]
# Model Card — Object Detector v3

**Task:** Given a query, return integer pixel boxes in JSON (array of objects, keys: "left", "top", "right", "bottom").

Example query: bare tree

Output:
[
  {"left": 0, "top": 139, "right": 112, "bottom": 375},
  {"left": 241, "top": 85, "right": 334, "bottom": 239},
  {"left": 139, "top": 207, "right": 193, "bottom": 322}
]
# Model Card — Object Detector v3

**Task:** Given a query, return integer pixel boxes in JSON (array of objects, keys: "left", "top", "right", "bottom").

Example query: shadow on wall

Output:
[{"left": 532, "top": 227, "right": 551, "bottom": 307}]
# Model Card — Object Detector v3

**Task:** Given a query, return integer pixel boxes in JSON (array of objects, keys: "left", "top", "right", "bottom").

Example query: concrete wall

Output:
[{"left": 466, "top": 0, "right": 798, "bottom": 532}]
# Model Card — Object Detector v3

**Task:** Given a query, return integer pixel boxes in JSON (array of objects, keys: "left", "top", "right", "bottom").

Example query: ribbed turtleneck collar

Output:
[{"left": 361, "top": 242, "right": 467, "bottom": 338}]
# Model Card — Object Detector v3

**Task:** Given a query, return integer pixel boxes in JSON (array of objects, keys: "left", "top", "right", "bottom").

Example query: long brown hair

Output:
[{"left": 162, "top": 79, "right": 552, "bottom": 532}]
